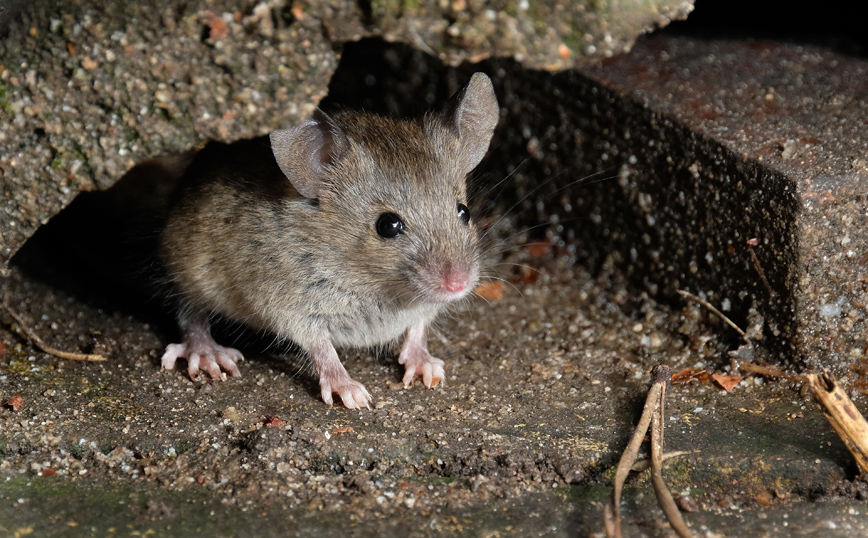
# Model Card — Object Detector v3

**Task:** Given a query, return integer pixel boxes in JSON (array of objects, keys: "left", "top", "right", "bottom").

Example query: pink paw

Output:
[
  {"left": 161, "top": 341, "right": 243, "bottom": 380},
  {"left": 320, "top": 378, "right": 372, "bottom": 409},
  {"left": 400, "top": 349, "right": 446, "bottom": 389}
]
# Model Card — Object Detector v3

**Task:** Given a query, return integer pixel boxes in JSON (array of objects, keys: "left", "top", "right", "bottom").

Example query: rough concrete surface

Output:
[
  {"left": 3, "top": 2, "right": 868, "bottom": 538},
  {"left": 0, "top": 0, "right": 693, "bottom": 273},
  {"left": 338, "top": 0, "right": 694, "bottom": 70},
  {"left": 0, "top": 0, "right": 336, "bottom": 271},
  {"left": 579, "top": 35, "right": 868, "bottom": 371},
  {"left": 2, "top": 238, "right": 866, "bottom": 537}
]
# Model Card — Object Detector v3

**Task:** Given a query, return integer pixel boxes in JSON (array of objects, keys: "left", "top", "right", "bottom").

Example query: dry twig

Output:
[
  {"left": 807, "top": 372, "right": 868, "bottom": 474},
  {"left": 676, "top": 289, "right": 747, "bottom": 342},
  {"left": 730, "top": 358, "right": 807, "bottom": 383},
  {"left": 605, "top": 365, "right": 692, "bottom": 538},
  {"left": 630, "top": 451, "right": 692, "bottom": 472},
  {"left": 746, "top": 244, "right": 775, "bottom": 298},
  {"left": 2, "top": 298, "right": 107, "bottom": 362}
]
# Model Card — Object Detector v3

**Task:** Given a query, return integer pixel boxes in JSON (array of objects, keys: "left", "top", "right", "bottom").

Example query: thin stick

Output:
[
  {"left": 605, "top": 378, "right": 658, "bottom": 538},
  {"left": 2, "top": 299, "right": 107, "bottom": 362},
  {"left": 747, "top": 245, "right": 775, "bottom": 298},
  {"left": 676, "top": 289, "right": 747, "bottom": 342},
  {"left": 807, "top": 372, "right": 868, "bottom": 474},
  {"left": 730, "top": 358, "right": 807, "bottom": 383},
  {"left": 605, "top": 365, "right": 691, "bottom": 538},
  {"left": 650, "top": 373, "right": 692, "bottom": 538},
  {"left": 630, "top": 451, "right": 692, "bottom": 472}
]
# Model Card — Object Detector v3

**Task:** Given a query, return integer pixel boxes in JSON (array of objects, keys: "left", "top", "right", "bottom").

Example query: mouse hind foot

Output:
[
  {"left": 162, "top": 310, "right": 243, "bottom": 380},
  {"left": 161, "top": 340, "right": 243, "bottom": 380}
]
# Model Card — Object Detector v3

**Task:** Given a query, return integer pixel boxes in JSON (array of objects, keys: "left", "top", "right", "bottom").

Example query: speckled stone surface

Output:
[
  {"left": 3, "top": 34, "right": 868, "bottom": 537},
  {"left": 297, "top": 35, "right": 868, "bottom": 371},
  {"left": 332, "top": 0, "right": 694, "bottom": 70},
  {"left": 0, "top": 0, "right": 695, "bottom": 274},
  {"left": 0, "top": 0, "right": 337, "bottom": 272},
  {"left": 577, "top": 35, "right": 868, "bottom": 370}
]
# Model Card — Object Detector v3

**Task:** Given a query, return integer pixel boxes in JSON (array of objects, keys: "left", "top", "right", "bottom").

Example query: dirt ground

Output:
[
  {"left": 3, "top": 5, "right": 868, "bottom": 536},
  {"left": 2, "top": 228, "right": 868, "bottom": 536}
]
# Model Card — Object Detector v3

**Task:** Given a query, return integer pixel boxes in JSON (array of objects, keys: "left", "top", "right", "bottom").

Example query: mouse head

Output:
[{"left": 270, "top": 73, "right": 499, "bottom": 306}]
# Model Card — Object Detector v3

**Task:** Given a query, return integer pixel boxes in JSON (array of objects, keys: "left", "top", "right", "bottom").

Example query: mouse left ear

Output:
[
  {"left": 270, "top": 109, "right": 349, "bottom": 199},
  {"left": 427, "top": 72, "right": 499, "bottom": 173}
]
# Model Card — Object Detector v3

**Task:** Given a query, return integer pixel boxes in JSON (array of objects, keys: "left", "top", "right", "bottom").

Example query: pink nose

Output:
[{"left": 443, "top": 273, "right": 469, "bottom": 293}]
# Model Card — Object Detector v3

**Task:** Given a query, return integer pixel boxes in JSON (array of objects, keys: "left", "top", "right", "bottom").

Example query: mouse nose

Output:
[{"left": 442, "top": 270, "right": 469, "bottom": 294}]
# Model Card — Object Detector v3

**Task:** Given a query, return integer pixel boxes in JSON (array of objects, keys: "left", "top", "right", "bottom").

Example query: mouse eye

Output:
[
  {"left": 457, "top": 203, "right": 470, "bottom": 225},
  {"left": 376, "top": 212, "right": 405, "bottom": 239}
]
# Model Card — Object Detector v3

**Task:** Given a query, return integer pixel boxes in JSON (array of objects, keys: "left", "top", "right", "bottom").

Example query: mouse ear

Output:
[
  {"left": 269, "top": 109, "right": 349, "bottom": 199},
  {"left": 428, "top": 72, "right": 499, "bottom": 173}
]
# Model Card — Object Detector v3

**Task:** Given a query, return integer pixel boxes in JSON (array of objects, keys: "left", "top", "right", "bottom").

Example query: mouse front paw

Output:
[
  {"left": 399, "top": 347, "right": 446, "bottom": 389},
  {"left": 320, "top": 375, "right": 372, "bottom": 409},
  {"left": 161, "top": 341, "right": 244, "bottom": 381}
]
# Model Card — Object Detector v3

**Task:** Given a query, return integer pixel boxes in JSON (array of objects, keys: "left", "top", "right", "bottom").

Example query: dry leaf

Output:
[
  {"left": 202, "top": 11, "right": 229, "bottom": 41},
  {"left": 332, "top": 427, "right": 354, "bottom": 434},
  {"left": 671, "top": 369, "right": 711, "bottom": 385},
  {"left": 712, "top": 374, "right": 744, "bottom": 392},
  {"left": 474, "top": 281, "right": 504, "bottom": 300},
  {"left": 754, "top": 489, "right": 774, "bottom": 508},
  {"left": 675, "top": 494, "right": 698, "bottom": 513},
  {"left": 4, "top": 394, "right": 24, "bottom": 410},
  {"left": 527, "top": 243, "right": 551, "bottom": 257},
  {"left": 263, "top": 416, "right": 285, "bottom": 427}
]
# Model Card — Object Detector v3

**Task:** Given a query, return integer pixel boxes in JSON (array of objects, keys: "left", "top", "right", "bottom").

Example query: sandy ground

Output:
[{"left": 3, "top": 229, "right": 868, "bottom": 536}]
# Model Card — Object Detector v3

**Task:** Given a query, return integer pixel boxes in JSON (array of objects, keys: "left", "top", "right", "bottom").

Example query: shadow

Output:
[
  {"left": 11, "top": 152, "right": 193, "bottom": 333},
  {"left": 663, "top": 0, "right": 867, "bottom": 58}
]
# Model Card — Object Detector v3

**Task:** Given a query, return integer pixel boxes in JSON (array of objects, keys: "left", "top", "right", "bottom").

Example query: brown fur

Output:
[{"left": 159, "top": 73, "right": 499, "bottom": 408}]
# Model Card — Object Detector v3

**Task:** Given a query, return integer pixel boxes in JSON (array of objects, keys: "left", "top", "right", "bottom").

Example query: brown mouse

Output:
[{"left": 158, "top": 73, "right": 499, "bottom": 409}]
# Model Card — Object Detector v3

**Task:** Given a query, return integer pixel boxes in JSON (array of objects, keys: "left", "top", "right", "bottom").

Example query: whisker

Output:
[{"left": 478, "top": 166, "right": 617, "bottom": 243}]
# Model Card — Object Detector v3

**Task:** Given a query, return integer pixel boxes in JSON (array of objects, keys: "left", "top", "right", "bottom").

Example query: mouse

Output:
[{"left": 157, "top": 72, "right": 499, "bottom": 409}]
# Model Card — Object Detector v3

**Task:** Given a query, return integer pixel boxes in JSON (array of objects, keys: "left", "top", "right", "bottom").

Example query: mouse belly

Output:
[
  {"left": 162, "top": 258, "right": 455, "bottom": 409},
  {"left": 321, "top": 303, "right": 442, "bottom": 349}
]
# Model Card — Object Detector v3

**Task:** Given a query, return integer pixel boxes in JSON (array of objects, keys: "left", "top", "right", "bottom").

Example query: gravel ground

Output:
[
  {"left": 4, "top": 3, "right": 868, "bottom": 537},
  {"left": 3, "top": 229, "right": 868, "bottom": 536}
]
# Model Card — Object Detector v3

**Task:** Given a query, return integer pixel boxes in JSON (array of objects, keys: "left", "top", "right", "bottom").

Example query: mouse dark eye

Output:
[
  {"left": 457, "top": 203, "right": 470, "bottom": 225},
  {"left": 376, "top": 212, "right": 405, "bottom": 239}
]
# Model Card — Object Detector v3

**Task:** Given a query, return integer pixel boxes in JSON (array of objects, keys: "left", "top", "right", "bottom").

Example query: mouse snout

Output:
[
  {"left": 424, "top": 259, "right": 477, "bottom": 303},
  {"left": 442, "top": 269, "right": 470, "bottom": 294}
]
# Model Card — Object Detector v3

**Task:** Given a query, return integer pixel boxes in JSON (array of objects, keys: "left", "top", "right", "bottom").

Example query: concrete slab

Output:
[
  {"left": 4, "top": 35, "right": 868, "bottom": 536},
  {"left": 1, "top": 245, "right": 864, "bottom": 537},
  {"left": 0, "top": 0, "right": 342, "bottom": 273},
  {"left": 326, "top": 35, "right": 868, "bottom": 370},
  {"left": 408, "top": 35, "right": 867, "bottom": 371},
  {"left": 0, "top": 0, "right": 695, "bottom": 275},
  {"left": 575, "top": 35, "right": 868, "bottom": 370}
]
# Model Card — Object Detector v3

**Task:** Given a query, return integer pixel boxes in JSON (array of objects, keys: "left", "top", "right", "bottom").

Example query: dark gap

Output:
[
  {"left": 10, "top": 154, "right": 190, "bottom": 336},
  {"left": 662, "top": 0, "right": 867, "bottom": 57},
  {"left": 356, "top": 0, "right": 372, "bottom": 26}
]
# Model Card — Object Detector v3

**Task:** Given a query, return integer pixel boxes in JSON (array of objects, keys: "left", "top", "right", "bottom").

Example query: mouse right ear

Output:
[
  {"left": 427, "top": 72, "right": 499, "bottom": 174},
  {"left": 269, "top": 109, "right": 349, "bottom": 199}
]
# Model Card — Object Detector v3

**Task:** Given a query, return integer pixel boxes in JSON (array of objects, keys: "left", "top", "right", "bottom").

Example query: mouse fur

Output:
[{"left": 159, "top": 73, "right": 499, "bottom": 408}]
